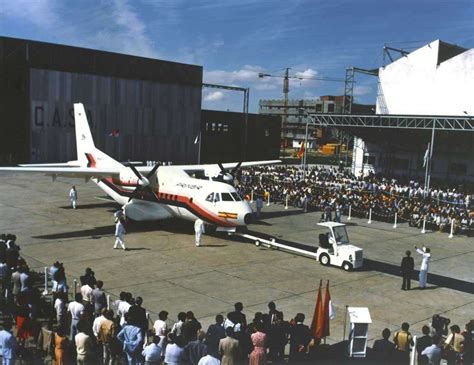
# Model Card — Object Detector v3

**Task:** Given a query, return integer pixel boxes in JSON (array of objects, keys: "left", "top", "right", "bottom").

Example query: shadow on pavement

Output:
[
  {"left": 32, "top": 218, "right": 195, "bottom": 241},
  {"left": 363, "top": 258, "right": 474, "bottom": 294},
  {"left": 236, "top": 230, "right": 474, "bottom": 295},
  {"left": 59, "top": 202, "right": 119, "bottom": 210}
]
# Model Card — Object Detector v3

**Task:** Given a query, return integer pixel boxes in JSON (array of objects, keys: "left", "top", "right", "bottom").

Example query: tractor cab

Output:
[{"left": 316, "top": 222, "right": 363, "bottom": 271}]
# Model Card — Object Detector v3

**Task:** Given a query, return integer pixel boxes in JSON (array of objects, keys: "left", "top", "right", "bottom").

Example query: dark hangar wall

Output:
[
  {"left": 201, "top": 110, "right": 281, "bottom": 163},
  {"left": 0, "top": 36, "right": 203, "bottom": 164}
]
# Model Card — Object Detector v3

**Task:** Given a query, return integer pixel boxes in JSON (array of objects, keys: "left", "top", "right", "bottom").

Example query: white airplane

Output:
[{"left": 0, "top": 103, "right": 280, "bottom": 230}]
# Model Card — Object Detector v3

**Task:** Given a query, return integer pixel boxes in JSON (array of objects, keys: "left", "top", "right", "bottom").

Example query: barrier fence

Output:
[{"left": 244, "top": 192, "right": 470, "bottom": 239}]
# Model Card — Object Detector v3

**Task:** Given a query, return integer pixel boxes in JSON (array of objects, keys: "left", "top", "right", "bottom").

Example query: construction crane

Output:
[{"left": 258, "top": 68, "right": 344, "bottom": 148}]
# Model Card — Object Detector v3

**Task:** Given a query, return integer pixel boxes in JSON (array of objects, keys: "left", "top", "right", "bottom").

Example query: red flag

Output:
[
  {"left": 297, "top": 142, "right": 305, "bottom": 160},
  {"left": 322, "top": 280, "right": 331, "bottom": 337},
  {"left": 310, "top": 280, "right": 324, "bottom": 343}
]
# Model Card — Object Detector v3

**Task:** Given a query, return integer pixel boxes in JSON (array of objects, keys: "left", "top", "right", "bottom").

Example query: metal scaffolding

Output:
[
  {"left": 343, "top": 67, "right": 379, "bottom": 114},
  {"left": 307, "top": 113, "right": 474, "bottom": 131}
]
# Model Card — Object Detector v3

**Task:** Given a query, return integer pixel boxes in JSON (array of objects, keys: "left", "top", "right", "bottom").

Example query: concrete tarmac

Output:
[{"left": 0, "top": 172, "right": 473, "bottom": 349}]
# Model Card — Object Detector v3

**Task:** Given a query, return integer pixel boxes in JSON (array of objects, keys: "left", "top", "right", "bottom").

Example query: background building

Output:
[
  {"left": 0, "top": 36, "right": 202, "bottom": 164},
  {"left": 260, "top": 96, "right": 373, "bottom": 149},
  {"left": 352, "top": 40, "right": 474, "bottom": 181},
  {"left": 376, "top": 40, "right": 473, "bottom": 115},
  {"left": 200, "top": 110, "right": 281, "bottom": 163}
]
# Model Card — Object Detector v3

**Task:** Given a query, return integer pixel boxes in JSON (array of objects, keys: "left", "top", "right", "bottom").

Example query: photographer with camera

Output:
[{"left": 432, "top": 314, "right": 450, "bottom": 337}]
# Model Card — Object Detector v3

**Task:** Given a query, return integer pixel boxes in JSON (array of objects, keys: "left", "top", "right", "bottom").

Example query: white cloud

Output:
[
  {"left": 204, "top": 65, "right": 264, "bottom": 85},
  {"left": 353, "top": 85, "right": 372, "bottom": 96},
  {"left": 292, "top": 68, "right": 320, "bottom": 88},
  {"left": 0, "top": 0, "right": 58, "bottom": 28},
  {"left": 0, "top": 0, "right": 157, "bottom": 59},
  {"left": 254, "top": 82, "right": 278, "bottom": 91},
  {"left": 204, "top": 91, "right": 225, "bottom": 102},
  {"left": 294, "top": 68, "right": 318, "bottom": 79},
  {"left": 105, "top": 0, "right": 156, "bottom": 58}
]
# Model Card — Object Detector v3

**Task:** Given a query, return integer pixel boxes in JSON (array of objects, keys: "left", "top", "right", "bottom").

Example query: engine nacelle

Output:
[{"left": 123, "top": 199, "right": 173, "bottom": 221}]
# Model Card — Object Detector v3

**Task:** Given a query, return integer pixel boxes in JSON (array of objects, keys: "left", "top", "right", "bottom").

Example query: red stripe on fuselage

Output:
[
  {"left": 101, "top": 178, "right": 237, "bottom": 227},
  {"left": 175, "top": 195, "right": 237, "bottom": 227}
]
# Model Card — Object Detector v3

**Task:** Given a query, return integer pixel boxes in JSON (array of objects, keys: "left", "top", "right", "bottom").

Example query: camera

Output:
[{"left": 432, "top": 314, "right": 450, "bottom": 336}]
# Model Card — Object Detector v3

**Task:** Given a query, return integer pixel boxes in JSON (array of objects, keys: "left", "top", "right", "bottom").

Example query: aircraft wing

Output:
[
  {"left": 133, "top": 160, "right": 281, "bottom": 176},
  {"left": 0, "top": 166, "right": 120, "bottom": 179},
  {"left": 178, "top": 160, "right": 281, "bottom": 172},
  {"left": 180, "top": 160, "right": 281, "bottom": 177}
]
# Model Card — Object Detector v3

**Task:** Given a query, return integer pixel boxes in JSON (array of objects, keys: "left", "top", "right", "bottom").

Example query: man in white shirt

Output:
[
  {"left": 142, "top": 335, "right": 162, "bottom": 365},
  {"left": 198, "top": 354, "right": 221, "bottom": 365},
  {"left": 54, "top": 292, "right": 66, "bottom": 326},
  {"left": 414, "top": 245, "right": 431, "bottom": 289},
  {"left": 421, "top": 336, "right": 442, "bottom": 365},
  {"left": 80, "top": 280, "right": 94, "bottom": 305},
  {"left": 116, "top": 292, "right": 132, "bottom": 326},
  {"left": 69, "top": 186, "right": 78, "bottom": 209},
  {"left": 194, "top": 219, "right": 205, "bottom": 247},
  {"left": 154, "top": 310, "right": 169, "bottom": 355},
  {"left": 75, "top": 321, "right": 94, "bottom": 364},
  {"left": 93, "top": 308, "right": 107, "bottom": 338},
  {"left": 68, "top": 293, "right": 85, "bottom": 340},
  {"left": 0, "top": 319, "right": 18, "bottom": 365},
  {"left": 171, "top": 312, "right": 186, "bottom": 337},
  {"left": 114, "top": 217, "right": 126, "bottom": 250}
]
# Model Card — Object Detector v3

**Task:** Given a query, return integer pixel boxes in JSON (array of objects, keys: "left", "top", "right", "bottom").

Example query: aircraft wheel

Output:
[
  {"left": 255, "top": 240, "right": 261, "bottom": 247},
  {"left": 319, "top": 253, "right": 330, "bottom": 266},
  {"left": 342, "top": 262, "right": 353, "bottom": 271}
]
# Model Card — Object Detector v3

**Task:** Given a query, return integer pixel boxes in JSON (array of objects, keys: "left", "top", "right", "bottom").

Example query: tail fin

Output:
[{"left": 73, "top": 103, "right": 122, "bottom": 168}]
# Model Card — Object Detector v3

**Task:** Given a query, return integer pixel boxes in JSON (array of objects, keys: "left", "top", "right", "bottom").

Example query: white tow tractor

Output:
[
  {"left": 316, "top": 222, "right": 363, "bottom": 271},
  {"left": 232, "top": 222, "right": 363, "bottom": 271}
]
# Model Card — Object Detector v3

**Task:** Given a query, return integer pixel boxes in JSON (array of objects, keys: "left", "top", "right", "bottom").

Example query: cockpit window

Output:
[
  {"left": 205, "top": 193, "right": 214, "bottom": 202},
  {"left": 213, "top": 193, "right": 220, "bottom": 202},
  {"left": 221, "top": 193, "right": 234, "bottom": 202},
  {"left": 231, "top": 192, "right": 242, "bottom": 201}
]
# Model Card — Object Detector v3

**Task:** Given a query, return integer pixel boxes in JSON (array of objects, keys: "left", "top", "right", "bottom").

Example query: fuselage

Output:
[{"left": 94, "top": 165, "right": 253, "bottom": 227}]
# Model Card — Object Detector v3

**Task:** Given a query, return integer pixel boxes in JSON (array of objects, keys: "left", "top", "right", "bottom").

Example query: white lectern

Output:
[{"left": 346, "top": 307, "right": 372, "bottom": 358}]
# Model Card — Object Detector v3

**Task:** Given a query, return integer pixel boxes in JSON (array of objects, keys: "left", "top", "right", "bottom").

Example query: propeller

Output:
[
  {"left": 127, "top": 163, "right": 160, "bottom": 202},
  {"left": 216, "top": 162, "right": 242, "bottom": 185}
]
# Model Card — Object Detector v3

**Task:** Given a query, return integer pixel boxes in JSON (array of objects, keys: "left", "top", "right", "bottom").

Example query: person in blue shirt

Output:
[
  {"left": 142, "top": 335, "right": 162, "bottom": 365},
  {"left": 0, "top": 319, "right": 18, "bottom": 365},
  {"left": 117, "top": 313, "right": 144, "bottom": 365}
]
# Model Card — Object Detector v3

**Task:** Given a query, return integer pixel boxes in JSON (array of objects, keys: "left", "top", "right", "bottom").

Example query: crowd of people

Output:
[
  {"left": 0, "top": 234, "right": 473, "bottom": 364},
  {"left": 373, "top": 317, "right": 473, "bottom": 365},
  {"left": 236, "top": 165, "right": 474, "bottom": 235}
]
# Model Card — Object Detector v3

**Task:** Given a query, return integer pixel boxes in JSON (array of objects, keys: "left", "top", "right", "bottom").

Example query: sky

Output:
[{"left": 1, "top": 0, "right": 473, "bottom": 112}]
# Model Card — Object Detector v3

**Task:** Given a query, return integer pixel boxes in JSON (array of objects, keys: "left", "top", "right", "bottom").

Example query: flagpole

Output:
[
  {"left": 426, "top": 122, "right": 435, "bottom": 197},
  {"left": 423, "top": 143, "right": 430, "bottom": 197},
  {"left": 303, "top": 122, "right": 309, "bottom": 179},
  {"left": 197, "top": 132, "right": 201, "bottom": 164}
]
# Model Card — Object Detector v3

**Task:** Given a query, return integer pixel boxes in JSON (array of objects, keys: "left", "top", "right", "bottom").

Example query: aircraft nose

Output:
[{"left": 244, "top": 213, "right": 253, "bottom": 225}]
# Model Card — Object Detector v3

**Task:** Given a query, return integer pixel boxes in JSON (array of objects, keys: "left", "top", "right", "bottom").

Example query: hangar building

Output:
[
  {"left": 0, "top": 36, "right": 202, "bottom": 164},
  {"left": 200, "top": 110, "right": 280, "bottom": 163},
  {"left": 0, "top": 37, "right": 281, "bottom": 166},
  {"left": 351, "top": 40, "right": 474, "bottom": 182}
]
